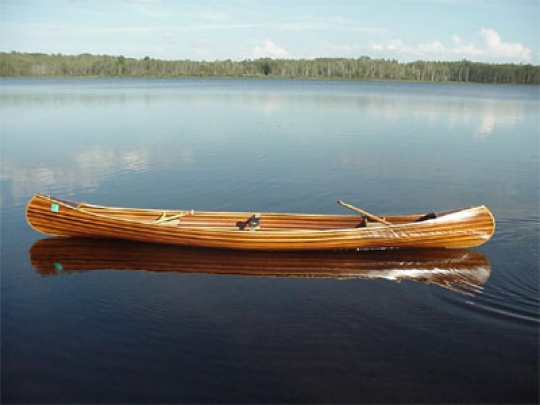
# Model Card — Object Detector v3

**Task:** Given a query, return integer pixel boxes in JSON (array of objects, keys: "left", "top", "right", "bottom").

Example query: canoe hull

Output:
[{"left": 26, "top": 194, "right": 495, "bottom": 250}]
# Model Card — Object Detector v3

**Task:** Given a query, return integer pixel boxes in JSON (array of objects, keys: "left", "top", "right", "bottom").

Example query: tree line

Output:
[{"left": 1, "top": 52, "right": 538, "bottom": 84}]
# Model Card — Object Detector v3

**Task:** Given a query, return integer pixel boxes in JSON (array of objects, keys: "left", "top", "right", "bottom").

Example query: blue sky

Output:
[{"left": 1, "top": 0, "right": 538, "bottom": 63}]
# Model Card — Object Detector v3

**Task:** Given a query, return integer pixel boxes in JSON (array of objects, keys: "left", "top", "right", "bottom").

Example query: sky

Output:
[{"left": 1, "top": 0, "right": 539, "bottom": 64}]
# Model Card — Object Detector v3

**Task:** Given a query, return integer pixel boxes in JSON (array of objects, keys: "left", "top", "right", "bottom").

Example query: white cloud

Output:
[
  {"left": 249, "top": 40, "right": 289, "bottom": 59},
  {"left": 366, "top": 39, "right": 445, "bottom": 58},
  {"left": 452, "top": 43, "right": 484, "bottom": 57},
  {"left": 333, "top": 28, "right": 532, "bottom": 63},
  {"left": 415, "top": 40, "right": 445, "bottom": 54},
  {"left": 480, "top": 27, "right": 531, "bottom": 61},
  {"left": 449, "top": 28, "right": 532, "bottom": 62}
]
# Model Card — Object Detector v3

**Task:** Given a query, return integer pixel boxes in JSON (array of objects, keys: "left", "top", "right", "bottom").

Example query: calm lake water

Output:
[{"left": 1, "top": 78, "right": 538, "bottom": 403}]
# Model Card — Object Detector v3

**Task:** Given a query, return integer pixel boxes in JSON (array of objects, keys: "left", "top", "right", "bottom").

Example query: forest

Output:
[{"left": 1, "top": 51, "right": 539, "bottom": 84}]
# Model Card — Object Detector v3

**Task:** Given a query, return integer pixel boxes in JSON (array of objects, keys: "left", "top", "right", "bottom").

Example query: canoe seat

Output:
[
  {"left": 365, "top": 221, "right": 385, "bottom": 228},
  {"left": 237, "top": 214, "right": 261, "bottom": 231},
  {"left": 154, "top": 212, "right": 183, "bottom": 226},
  {"left": 355, "top": 217, "right": 368, "bottom": 228},
  {"left": 416, "top": 212, "right": 437, "bottom": 222},
  {"left": 156, "top": 219, "right": 180, "bottom": 226}
]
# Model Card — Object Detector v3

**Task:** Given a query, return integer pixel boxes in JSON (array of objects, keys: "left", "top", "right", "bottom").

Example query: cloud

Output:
[
  {"left": 342, "top": 28, "right": 532, "bottom": 62},
  {"left": 249, "top": 40, "right": 289, "bottom": 59},
  {"left": 450, "top": 28, "right": 532, "bottom": 61},
  {"left": 479, "top": 27, "right": 531, "bottom": 61},
  {"left": 375, "top": 39, "right": 445, "bottom": 54}
]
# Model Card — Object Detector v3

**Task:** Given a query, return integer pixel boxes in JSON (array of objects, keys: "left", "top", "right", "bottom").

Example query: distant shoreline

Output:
[{"left": 2, "top": 52, "right": 539, "bottom": 84}]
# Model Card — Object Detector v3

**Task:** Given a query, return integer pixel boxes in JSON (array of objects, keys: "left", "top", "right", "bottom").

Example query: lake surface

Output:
[{"left": 1, "top": 78, "right": 538, "bottom": 403}]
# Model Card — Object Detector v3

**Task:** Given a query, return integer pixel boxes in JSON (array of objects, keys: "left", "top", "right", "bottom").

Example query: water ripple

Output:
[
  {"left": 436, "top": 250, "right": 539, "bottom": 328},
  {"left": 495, "top": 216, "right": 540, "bottom": 244}
]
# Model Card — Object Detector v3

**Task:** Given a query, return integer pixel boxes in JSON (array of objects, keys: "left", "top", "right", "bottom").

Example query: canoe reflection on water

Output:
[{"left": 30, "top": 238, "right": 491, "bottom": 295}]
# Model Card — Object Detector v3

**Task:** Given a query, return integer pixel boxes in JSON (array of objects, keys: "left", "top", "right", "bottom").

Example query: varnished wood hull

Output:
[
  {"left": 30, "top": 238, "right": 491, "bottom": 294},
  {"left": 26, "top": 194, "right": 495, "bottom": 250}
]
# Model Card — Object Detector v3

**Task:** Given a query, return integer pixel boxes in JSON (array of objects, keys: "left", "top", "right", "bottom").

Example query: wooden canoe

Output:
[
  {"left": 30, "top": 238, "right": 491, "bottom": 294},
  {"left": 26, "top": 194, "right": 496, "bottom": 250}
]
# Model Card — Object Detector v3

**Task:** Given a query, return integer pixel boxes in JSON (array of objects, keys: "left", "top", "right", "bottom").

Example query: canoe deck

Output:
[{"left": 26, "top": 194, "right": 496, "bottom": 250}]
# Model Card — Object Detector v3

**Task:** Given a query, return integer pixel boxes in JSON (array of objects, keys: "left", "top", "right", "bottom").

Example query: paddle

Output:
[{"left": 337, "top": 200, "right": 393, "bottom": 225}]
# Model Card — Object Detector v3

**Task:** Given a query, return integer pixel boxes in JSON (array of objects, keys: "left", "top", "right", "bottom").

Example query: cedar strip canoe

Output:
[
  {"left": 30, "top": 238, "right": 491, "bottom": 295},
  {"left": 26, "top": 194, "right": 496, "bottom": 251}
]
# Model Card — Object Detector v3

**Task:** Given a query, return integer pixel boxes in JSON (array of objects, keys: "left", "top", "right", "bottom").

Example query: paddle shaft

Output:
[{"left": 337, "top": 200, "right": 392, "bottom": 225}]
